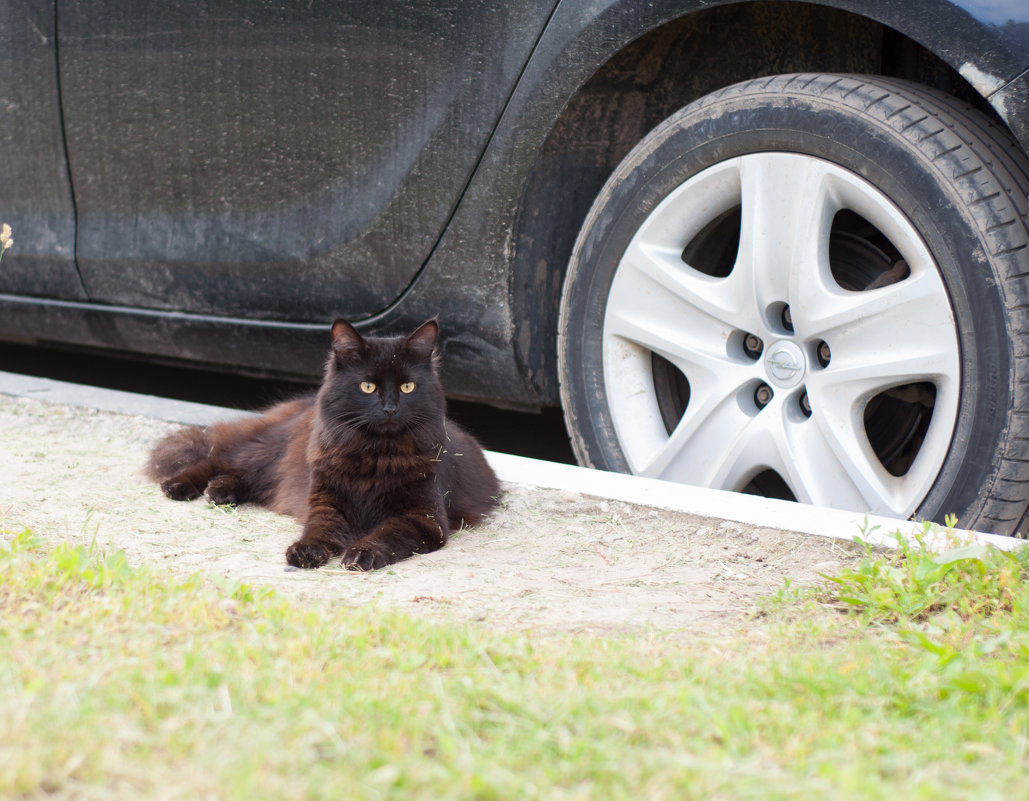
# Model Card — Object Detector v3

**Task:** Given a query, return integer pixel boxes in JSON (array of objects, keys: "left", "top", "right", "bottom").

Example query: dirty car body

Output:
[{"left": 2, "top": 0, "right": 1029, "bottom": 532}]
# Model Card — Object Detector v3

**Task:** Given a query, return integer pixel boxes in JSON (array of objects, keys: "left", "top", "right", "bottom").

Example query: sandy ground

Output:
[{"left": 0, "top": 395, "right": 867, "bottom": 637}]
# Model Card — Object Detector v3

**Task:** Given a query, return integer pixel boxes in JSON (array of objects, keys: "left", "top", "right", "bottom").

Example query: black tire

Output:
[{"left": 558, "top": 73, "right": 1029, "bottom": 534}]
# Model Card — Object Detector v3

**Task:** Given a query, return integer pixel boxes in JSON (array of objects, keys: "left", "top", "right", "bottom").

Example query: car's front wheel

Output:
[{"left": 559, "top": 74, "right": 1029, "bottom": 533}]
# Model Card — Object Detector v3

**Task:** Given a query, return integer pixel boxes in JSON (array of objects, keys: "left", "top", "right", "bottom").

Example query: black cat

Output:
[{"left": 146, "top": 319, "right": 500, "bottom": 570}]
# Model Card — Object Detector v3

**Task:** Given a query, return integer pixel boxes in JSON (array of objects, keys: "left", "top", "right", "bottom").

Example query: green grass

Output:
[{"left": 3, "top": 527, "right": 1029, "bottom": 800}]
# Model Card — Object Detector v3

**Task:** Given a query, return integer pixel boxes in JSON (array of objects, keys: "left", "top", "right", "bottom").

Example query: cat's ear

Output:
[
  {"left": 330, "top": 319, "right": 365, "bottom": 363},
  {"left": 404, "top": 319, "right": 439, "bottom": 363}
]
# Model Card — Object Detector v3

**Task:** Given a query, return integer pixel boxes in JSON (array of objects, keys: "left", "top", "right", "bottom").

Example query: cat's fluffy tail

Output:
[{"left": 145, "top": 427, "right": 210, "bottom": 484}]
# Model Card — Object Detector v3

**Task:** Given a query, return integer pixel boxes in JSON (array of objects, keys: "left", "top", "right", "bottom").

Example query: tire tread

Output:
[{"left": 560, "top": 71, "right": 1029, "bottom": 536}]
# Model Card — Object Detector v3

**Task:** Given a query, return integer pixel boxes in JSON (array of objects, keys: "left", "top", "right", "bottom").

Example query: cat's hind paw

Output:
[
  {"left": 285, "top": 540, "right": 333, "bottom": 570},
  {"left": 204, "top": 475, "right": 243, "bottom": 506},
  {"left": 160, "top": 479, "right": 202, "bottom": 501}
]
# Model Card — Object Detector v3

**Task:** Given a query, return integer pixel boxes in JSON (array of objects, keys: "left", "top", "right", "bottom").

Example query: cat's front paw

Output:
[
  {"left": 342, "top": 541, "right": 396, "bottom": 572},
  {"left": 285, "top": 540, "right": 332, "bottom": 569}
]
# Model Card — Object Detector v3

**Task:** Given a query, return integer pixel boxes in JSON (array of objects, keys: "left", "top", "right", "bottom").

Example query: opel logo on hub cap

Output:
[{"left": 764, "top": 341, "right": 806, "bottom": 388}]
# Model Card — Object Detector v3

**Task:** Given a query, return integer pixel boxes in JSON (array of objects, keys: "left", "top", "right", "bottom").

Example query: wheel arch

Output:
[{"left": 507, "top": 0, "right": 1027, "bottom": 406}]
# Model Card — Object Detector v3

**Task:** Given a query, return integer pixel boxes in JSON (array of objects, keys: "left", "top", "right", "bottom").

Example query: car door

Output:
[
  {"left": 0, "top": 0, "right": 81, "bottom": 301},
  {"left": 57, "top": 0, "right": 555, "bottom": 323}
]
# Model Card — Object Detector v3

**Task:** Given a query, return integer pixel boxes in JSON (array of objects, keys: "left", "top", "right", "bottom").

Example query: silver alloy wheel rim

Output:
[{"left": 602, "top": 152, "right": 960, "bottom": 517}]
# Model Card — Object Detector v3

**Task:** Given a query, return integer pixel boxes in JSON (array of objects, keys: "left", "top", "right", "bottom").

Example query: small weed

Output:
[{"left": 820, "top": 526, "right": 1029, "bottom": 624}]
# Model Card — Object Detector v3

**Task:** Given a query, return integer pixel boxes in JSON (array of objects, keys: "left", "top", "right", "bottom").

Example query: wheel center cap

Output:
[{"left": 764, "top": 340, "right": 806, "bottom": 388}]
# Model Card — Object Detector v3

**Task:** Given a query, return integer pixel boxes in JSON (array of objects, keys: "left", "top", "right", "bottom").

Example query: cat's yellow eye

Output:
[
  {"left": 400, "top": 382, "right": 416, "bottom": 394},
  {"left": 360, "top": 381, "right": 376, "bottom": 394}
]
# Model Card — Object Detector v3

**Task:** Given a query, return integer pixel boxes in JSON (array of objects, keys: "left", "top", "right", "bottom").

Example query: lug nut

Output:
[
  {"left": 755, "top": 383, "right": 773, "bottom": 409},
  {"left": 743, "top": 334, "right": 764, "bottom": 358},
  {"left": 781, "top": 305, "right": 794, "bottom": 332},
  {"left": 817, "top": 341, "right": 831, "bottom": 367},
  {"left": 800, "top": 392, "right": 812, "bottom": 416}
]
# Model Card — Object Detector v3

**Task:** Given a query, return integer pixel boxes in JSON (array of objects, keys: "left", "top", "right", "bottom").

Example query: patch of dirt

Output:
[{"left": 0, "top": 396, "right": 865, "bottom": 636}]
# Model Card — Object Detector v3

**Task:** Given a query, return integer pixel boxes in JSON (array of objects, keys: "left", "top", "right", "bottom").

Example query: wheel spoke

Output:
[
  {"left": 688, "top": 407, "right": 791, "bottom": 491},
  {"left": 604, "top": 301, "right": 761, "bottom": 480},
  {"left": 640, "top": 386, "right": 756, "bottom": 482},
  {"left": 733, "top": 154, "right": 837, "bottom": 326},
  {"left": 806, "top": 272, "right": 959, "bottom": 401},
  {"left": 813, "top": 349, "right": 956, "bottom": 405},
  {"left": 782, "top": 412, "right": 898, "bottom": 513},
  {"left": 619, "top": 236, "right": 746, "bottom": 333},
  {"left": 623, "top": 159, "right": 753, "bottom": 329},
  {"left": 800, "top": 267, "right": 952, "bottom": 345},
  {"left": 604, "top": 303, "right": 749, "bottom": 382}
]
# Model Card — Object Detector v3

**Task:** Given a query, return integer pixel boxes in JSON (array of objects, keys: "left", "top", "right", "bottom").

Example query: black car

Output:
[{"left": 3, "top": 0, "right": 1028, "bottom": 533}]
